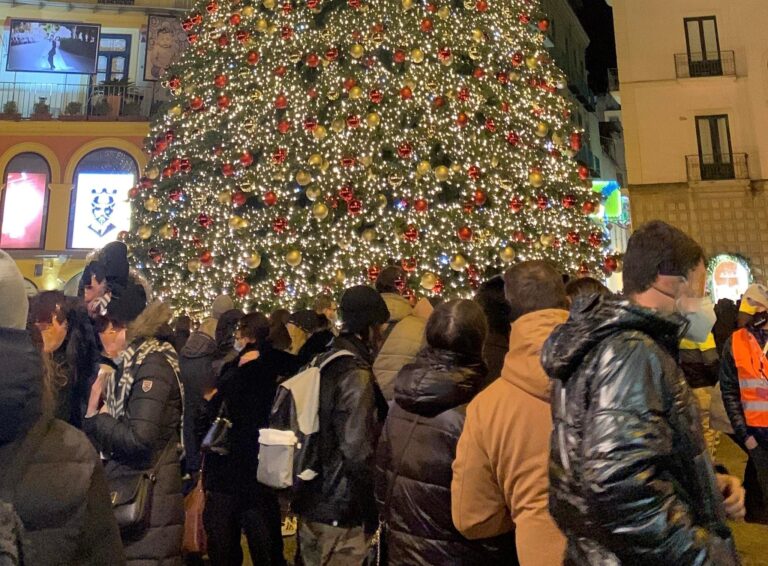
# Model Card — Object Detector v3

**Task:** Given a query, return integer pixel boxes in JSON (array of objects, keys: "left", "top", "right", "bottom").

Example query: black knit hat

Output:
[
  {"left": 339, "top": 285, "right": 389, "bottom": 334},
  {"left": 106, "top": 281, "right": 147, "bottom": 325},
  {"left": 288, "top": 310, "right": 320, "bottom": 333}
]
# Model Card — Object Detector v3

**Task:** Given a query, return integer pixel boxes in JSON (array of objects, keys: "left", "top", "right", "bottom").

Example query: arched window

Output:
[
  {"left": 68, "top": 148, "right": 138, "bottom": 249},
  {"left": 0, "top": 153, "right": 51, "bottom": 249}
]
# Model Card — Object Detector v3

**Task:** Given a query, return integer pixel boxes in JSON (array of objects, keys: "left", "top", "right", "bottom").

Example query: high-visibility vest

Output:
[{"left": 731, "top": 328, "right": 768, "bottom": 427}]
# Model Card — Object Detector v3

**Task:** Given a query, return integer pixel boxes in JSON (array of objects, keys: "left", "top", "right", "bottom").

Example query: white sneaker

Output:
[{"left": 281, "top": 516, "right": 297, "bottom": 537}]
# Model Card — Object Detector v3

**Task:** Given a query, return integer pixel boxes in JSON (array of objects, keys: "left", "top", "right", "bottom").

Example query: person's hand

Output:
[
  {"left": 746, "top": 436, "right": 759, "bottom": 450},
  {"left": 86, "top": 368, "right": 111, "bottom": 417},
  {"left": 239, "top": 351, "right": 259, "bottom": 367},
  {"left": 716, "top": 473, "right": 746, "bottom": 521}
]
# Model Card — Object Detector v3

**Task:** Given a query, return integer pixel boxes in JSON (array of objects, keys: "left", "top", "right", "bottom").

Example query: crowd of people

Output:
[{"left": 1, "top": 219, "right": 767, "bottom": 566}]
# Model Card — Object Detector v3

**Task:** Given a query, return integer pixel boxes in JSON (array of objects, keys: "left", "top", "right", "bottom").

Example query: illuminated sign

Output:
[
  {"left": 70, "top": 173, "right": 133, "bottom": 249},
  {"left": 708, "top": 254, "right": 752, "bottom": 303},
  {"left": 0, "top": 172, "right": 47, "bottom": 248}
]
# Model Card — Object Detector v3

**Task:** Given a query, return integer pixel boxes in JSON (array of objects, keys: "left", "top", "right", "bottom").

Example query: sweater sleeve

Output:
[
  {"left": 451, "top": 400, "right": 512, "bottom": 539},
  {"left": 76, "top": 458, "right": 126, "bottom": 565},
  {"left": 719, "top": 338, "right": 750, "bottom": 444}
]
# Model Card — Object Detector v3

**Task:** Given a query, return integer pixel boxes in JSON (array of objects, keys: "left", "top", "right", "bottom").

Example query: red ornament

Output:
[
  {"left": 239, "top": 151, "right": 253, "bottom": 167},
  {"left": 303, "top": 117, "right": 318, "bottom": 131},
  {"left": 154, "top": 138, "right": 167, "bottom": 153},
  {"left": 562, "top": 194, "right": 577, "bottom": 209},
  {"left": 589, "top": 232, "right": 604, "bottom": 247},
  {"left": 473, "top": 189, "right": 487, "bottom": 206},
  {"left": 306, "top": 53, "right": 320, "bottom": 67},
  {"left": 180, "top": 158, "right": 191, "bottom": 173},
  {"left": 263, "top": 191, "right": 278, "bottom": 206},
  {"left": 168, "top": 77, "right": 181, "bottom": 90},
  {"left": 339, "top": 185, "right": 354, "bottom": 202},
  {"left": 367, "top": 265, "right": 381, "bottom": 282},
  {"left": 467, "top": 165, "right": 481, "bottom": 180},
  {"left": 275, "top": 94, "right": 288, "bottom": 110},
  {"left": 463, "top": 201, "right": 475, "bottom": 214},
  {"left": 272, "top": 148, "right": 288, "bottom": 164},
  {"left": 537, "top": 195, "right": 549, "bottom": 210},
  {"left": 485, "top": 118, "right": 496, "bottom": 132},
  {"left": 512, "top": 51, "right": 524, "bottom": 67},
  {"left": 519, "top": 13, "right": 530, "bottom": 24},
  {"left": 343, "top": 77, "right": 356, "bottom": 91},
  {"left": 397, "top": 142, "right": 412, "bottom": 159},
  {"left": 458, "top": 87, "right": 470, "bottom": 102},
  {"left": 509, "top": 196, "right": 524, "bottom": 213},
  {"left": 537, "top": 18, "right": 550, "bottom": 32},
  {"left": 506, "top": 131, "right": 521, "bottom": 146},
  {"left": 222, "top": 163, "right": 234, "bottom": 177},
  {"left": 187, "top": 33, "right": 199, "bottom": 44},
  {"left": 369, "top": 89, "right": 383, "bottom": 104},
  {"left": 273, "top": 217, "right": 288, "bottom": 233},
  {"left": 182, "top": 18, "right": 194, "bottom": 31},
  {"left": 501, "top": 101, "right": 510, "bottom": 113},
  {"left": 346, "top": 115, "right": 361, "bottom": 128},
  {"left": 281, "top": 25, "right": 293, "bottom": 40},
  {"left": 307, "top": 0, "right": 320, "bottom": 7},
  {"left": 473, "top": 67, "right": 485, "bottom": 79},
  {"left": 433, "top": 96, "right": 446, "bottom": 109},
  {"left": 341, "top": 155, "right": 356, "bottom": 168},
  {"left": 404, "top": 224, "right": 419, "bottom": 242},
  {"left": 348, "top": 0, "right": 361, "bottom": 7},
  {"left": 578, "top": 164, "right": 590, "bottom": 181},
  {"left": 217, "top": 34, "right": 229, "bottom": 47},
  {"left": 117, "top": 230, "right": 129, "bottom": 241},
  {"left": 247, "top": 51, "right": 260, "bottom": 65},
  {"left": 458, "top": 226, "right": 473, "bottom": 241},
  {"left": 578, "top": 263, "right": 590, "bottom": 276},
  {"left": 457, "top": 112, "right": 469, "bottom": 127},
  {"left": 496, "top": 72, "right": 509, "bottom": 85},
  {"left": 227, "top": 191, "right": 245, "bottom": 207},
  {"left": 140, "top": 176, "right": 153, "bottom": 189},
  {"left": 438, "top": 47, "right": 452, "bottom": 63},
  {"left": 217, "top": 94, "right": 230, "bottom": 109},
  {"left": 582, "top": 201, "right": 596, "bottom": 215},
  {"left": 401, "top": 258, "right": 417, "bottom": 273},
  {"left": 128, "top": 187, "right": 140, "bottom": 199},
  {"left": 307, "top": 87, "right": 318, "bottom": 99},
  {"left": 420, "top": 18, "right": 433, "bottom": 33},
  {"left": 513, "top": 231, "right": 527, "bottom": 243},
  {"left": 566, "top": 231, "right": 581, "bottom": 245},
  {"left": 273, "top": 279, "right": 286, "bottom": 295},
  {"left": 229, "top": 13, "right": 241, "bottom": 25},
  {"left": 392, "top": 50, "right": 406, "bottom": 64},
  {"left": 476, "top": 0, "right": 488, "bottom": 12},
  {"left": 569, "top": 132, "right": 582, "bottom": 151},
  {"left": 347, "top": 199, "right": 362, "bottom": 215},
  {"left": 282, "top": 0, "right": 293, "bottom": 14},
  {"left": 425, "top": 2, "right": 437, "bottom": 13},
  {"left": 200, "top": 250, "right": 213, "bottom": 266},
  {"left": 400, "top": 86, "right": 413, "bottom": 100},
  {"left": 604, "top": 256, "right": 618, "bottom": 273},
  {"left": 325, "top": 47, "right": 339, "bottom": 62},
  {"left": 206, "top": 0, "right": 218, "bottom": 12},
  {"left": 162, "top": 166, "right": 174, "bottom": 178},
  {"left": 198, "top": 213, "right": 213, "bottom": 228},
  {"left": 235, "top": 281, "right": 251, "bottom": 298},
  {"left": 277, "top": 120, "right": 292, "bottom": 134},
  {"left": 274, "top": 65, "right": 287, "bottom": 77},
  {"left": 414, "top": 198, "right": 428, "bottom": 212}
]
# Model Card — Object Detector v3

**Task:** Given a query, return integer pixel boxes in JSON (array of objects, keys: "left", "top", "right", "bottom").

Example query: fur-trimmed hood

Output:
[{"left": 127, "top": 301, "right": 173, "bottom": 343}]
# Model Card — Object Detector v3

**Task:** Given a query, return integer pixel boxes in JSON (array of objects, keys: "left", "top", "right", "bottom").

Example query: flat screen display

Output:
[
  {"left": 70, "top": 172, "right": 133, "bottom": 249},
  {"left": 7, "top": 19, "right": 101, "bottom": 74},
  {"left": 0, "top": 172, "right": 47, "bottom": 249}
]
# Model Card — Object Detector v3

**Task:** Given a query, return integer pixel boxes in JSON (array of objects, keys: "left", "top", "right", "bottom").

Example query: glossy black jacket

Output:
[
  {"left": 541, "top": 296, "right": 738, "bottom": 566},
  {"left": 376, "top": 348, "right": 516, "bottom": 566}
]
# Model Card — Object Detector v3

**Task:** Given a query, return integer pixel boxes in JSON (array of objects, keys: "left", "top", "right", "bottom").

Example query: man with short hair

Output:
[
  {"left": 452, "top": 260, "right": 568, "bottom": 565},
  {"left": 542, "top": 221, "right": 744, "bottom": 565}
]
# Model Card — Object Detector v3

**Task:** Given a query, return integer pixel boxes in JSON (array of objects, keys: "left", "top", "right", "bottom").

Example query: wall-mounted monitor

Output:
[
  {"left": 0, "top": 172, "right": 48, "bottom": 249},
  {"left": 7, "top": 19, "right": 101, "bottom": 74},
  {"left": 69, "top": 172, "right": 133, "bottom": 249}
]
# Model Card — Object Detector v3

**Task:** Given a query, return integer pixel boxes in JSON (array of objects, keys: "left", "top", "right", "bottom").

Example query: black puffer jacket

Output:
[
  {"left": 0, "top": 328, "right": 123, "bottom": 565},
  {"left": 292, "top": 334, "right": 386, "bottom": 529},
  {"left": 376, "top": 348, "right": 515, "bottom": 566},
  {"left": 541, "top": 296, "right": 738, "bottom": 566},
  {"left": 84, "top": 303, "right": 184, "bottom": 565}
]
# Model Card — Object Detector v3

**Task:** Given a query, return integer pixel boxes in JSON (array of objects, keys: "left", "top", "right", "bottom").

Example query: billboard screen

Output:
[
  {"left": 70, "top": 173, "right": 133, "bottom": 249},
  {"left": 7, "top": 19, "right": 101, "bottom": 74},
  {"left": 0, "top": 172, "right": 47, "bottom": 249}
]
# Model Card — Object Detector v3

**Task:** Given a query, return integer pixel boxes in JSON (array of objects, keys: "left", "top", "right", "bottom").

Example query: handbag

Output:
[
  {"left": 108, "top": 442, "right": 173, "bottom": 537},
  {"left": 363, "top": 416, "right": 420, "bottom": 566},
  {"left": 201, "top": 401, "right": 232, "bottom": 455},
  {"left": 182, "top": 457, "right": 207, "bottom": 555}
]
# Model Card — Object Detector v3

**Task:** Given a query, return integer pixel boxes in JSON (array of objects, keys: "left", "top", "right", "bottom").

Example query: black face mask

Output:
[{"left": 750, "top": 311, "right": 768, "bottom": 329}]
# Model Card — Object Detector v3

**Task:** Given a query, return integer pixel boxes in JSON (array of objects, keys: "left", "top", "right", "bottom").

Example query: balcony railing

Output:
[
  {"left": 686, "top": 153, "right": 748, "bottom": 182},
  {"left": 0, "top": 82, "right": 160, "bottom": 121},
  {"left": 675, "top": 51, "right": 735, "bottom": 79},
  {"left": 608, "top": 68, "right": 619, "bottom": 92}
]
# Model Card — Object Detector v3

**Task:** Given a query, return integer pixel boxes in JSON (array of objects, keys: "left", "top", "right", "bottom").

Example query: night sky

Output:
[{"left": 571, "top": 0, "right": 618, "bottom": 94}]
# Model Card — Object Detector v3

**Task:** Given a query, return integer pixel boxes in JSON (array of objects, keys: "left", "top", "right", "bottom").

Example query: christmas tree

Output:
[{"left": 128, "top": 0, "right": 613, "bottom": 314}]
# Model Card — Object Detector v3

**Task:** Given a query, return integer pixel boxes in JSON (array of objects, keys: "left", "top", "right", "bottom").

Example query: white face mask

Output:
[
  {"left": 233, "top": 339, "right": 246, "bottom": 353},
  {"left": 677, "top": 296, "right": 717, "bottom": 343}
]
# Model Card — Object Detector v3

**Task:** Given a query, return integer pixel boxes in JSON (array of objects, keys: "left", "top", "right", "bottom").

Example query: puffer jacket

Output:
[
  {"left": 179, "top": 331, "right": 217, "bottom": 476},
  {"left": 0, "top": 327, "right": 123, "bottom": 565},
  {"left": 541, "top": 295, "right": 738, "bottom": 566},
  {"left": 292, "top": 334, "right": 386, "bottom": 530},
  {"left": 84, "top": 303, "right": 184, "bottom": 566},
  {"left": 376, "top": 348, "right": 515, "bottom": 565}
]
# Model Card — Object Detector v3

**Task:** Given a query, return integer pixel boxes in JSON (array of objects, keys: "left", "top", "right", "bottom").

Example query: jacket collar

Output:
[{"left": 333, "top": 333, "right": 373, "bottom": 365}]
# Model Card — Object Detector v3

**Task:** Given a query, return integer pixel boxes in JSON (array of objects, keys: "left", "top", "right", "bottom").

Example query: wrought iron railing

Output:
[
  {"left": 675, "top": 51, "right": 736, "bottom": 79},
  {"left": 686, "top": 153, "right": 748, "bottom": 182},
  {"left": 0, "top": 82, "right": 160, "bottom": 121}
]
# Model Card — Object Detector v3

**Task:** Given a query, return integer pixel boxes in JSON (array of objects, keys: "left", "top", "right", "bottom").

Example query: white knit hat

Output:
[{"left": 0, "top": 250, "right": 28, "bottom": 329}]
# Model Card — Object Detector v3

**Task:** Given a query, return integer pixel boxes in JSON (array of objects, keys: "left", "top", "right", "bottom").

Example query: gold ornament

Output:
[
  {"left": 434, "top": 165, "right": 450, "bottom": 182},
  {"left": 362, "top": 228, "right": 377, "bottom": 242},
  {"left": 471, "top": 28, "right": 484, "bottom": 43},
  {"left": 529, "top": 171, "right": 545, "bottom": 188},
  {"left": 187, "top": 259, "right": 200, "bottom": 273},
  {"left": 450, "top": 254, "right": 467, "bottom": 272},
  {"left": 366, "top": 112, "right": 381, "bottom": 127},
  {"left": 143, "top": 197, "right": 159, "bottom": 212},
  {"left": 334, "top": 269, "right": 346, "bottom": 283},
  {"left": 388, "top": 174, "right": 404, "bottom": 187},
  {"left": 338, "top": 238, "right": 351, "bottom": 250},
  {"left": 411, "top": 49, "right": 425, "bottom": 64},
  {"left": 145, "top": 167, "right": 160, "bottom": 180},
  {"left": 331, "top": 118, "right": 345, "bottom": 132},
  {"left": 551, "top": 133, "right": 564, "bottom": 147},
  {"left": 451, "top": 163, "right": 462, "bottom": 173},
  {"left": 242, "top": 5, "right": 254, "bottom": 16},
  {"left": 499, "top": 246, "right": 516, "bottom": 263},
  {"left": 540, "top": 234, "right": 554, "bottom": 247},
  {"left": 468, "top": 47, "right": 481, "bottom": 61},
  {"left": 288, "top": 50, "right": 301, "bottom": 64},
  {"left": 167, "top": 105, "right": 182, "bottom": 117},
  {"left": 245, "top": 252, "right": 261, "bottom": 269},
  {"left": 327, "top": 90, "right": 340, "bottom": 101},
  {"left": 249, "top": 90, "right": 263, "bottom": 102},
  {"left": 535, "top": 122, "right": 549, "bottom": 138},
  {"left": 262, "top": 0, "right": 276, "bottom": 9},
  {"left": 359, "top": 155, "right": 372, "bottom": 167},
  {"left": 350, "top": 44, "right": 365, "bottom": 59},
  {"left": 313, "top": 125, "right": 327, "bottom": 139},
  {"left": 137, "top": 225, "right": 152, "bottom": 240},
  {"left": 525, "top": 55, "right": 538, "bottom": 69},
  {"left": 285, "top": 249, "right": 302, "bottom": 267},
  {"left": 376, "top": 193, "right": 388, "bottom": 208},
  {"left": 416, "top": 161, "right": 431, "bottom": 176},
  {"left": 296, "top": 170, "right": 312, "bottom": 186},
  {"left": 229, "top": 215, "right": 247, "bottom": 229},
  {"left": 256, "top": 18, "right": 268, "bottom": 32},
  {"left": 312, "top": 202, "right": 329, "bottom": 220},
  {"left": 499, "top": 178, "right": 514, "bottom": 191},
  {"left": 320, "top": 159, "right": 330, "bottom": 172},
  {"left": 218, "top": 190, "right": 232, "bottom": 204},
  {"left": 420, "top": 272, "right": 438, "bottom": 290},
  {"left": 306, "top": 186, "right": 321, "bottom": 201},
  {"left": 349, "top": 86, "right": 363, "bottom": 100},
  {"left": 159, "top": 224, "right": 174, "bottom": 239},
  {"left": 308, "top": 153, "right": 323, "bottom": 167},
  {"left": 437, "top": 6, "right": 450, "bottom": 19},
  {"left": 462, "top": 0, "right": 473, "bottom": 8},
  {"left": 402, "top": 0, "right": 414, "bottom": 9}
]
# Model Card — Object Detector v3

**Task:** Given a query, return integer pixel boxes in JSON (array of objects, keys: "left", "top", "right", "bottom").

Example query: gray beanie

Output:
[
  {"left": 212, "top": 294, "right": 235, "bottom": 319},
  {"left": 0, "top": 250, "right": 28, "bottom": 329}
]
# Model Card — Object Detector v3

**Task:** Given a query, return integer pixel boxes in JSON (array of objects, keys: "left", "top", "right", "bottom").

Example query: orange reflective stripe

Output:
[{"left": 732, "top": 328, "right": 768, "bottom": 428}]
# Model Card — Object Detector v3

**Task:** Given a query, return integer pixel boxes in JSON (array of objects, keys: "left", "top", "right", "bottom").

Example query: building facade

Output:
[{"left": 609, "top": 0, "right": 768, "bottom": 281}]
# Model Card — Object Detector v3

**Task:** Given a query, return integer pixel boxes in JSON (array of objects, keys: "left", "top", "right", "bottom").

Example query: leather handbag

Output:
[
  {"left": 201, "top": 401, "right": 232, "bottom": 456},
  {"left": 182, "top": 466, "right": 207, "bottom": 555}
]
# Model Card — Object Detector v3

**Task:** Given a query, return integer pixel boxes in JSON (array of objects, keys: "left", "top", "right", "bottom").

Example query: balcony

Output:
[
  {"left": 2, "top": 0, "right": 194, "bottom": 11},
  {"left": 686, "top": 153, "right": 748, "bottom": 182},
  {"left": 675, "top": 51, "right": 735, "bottom": 79},
  {"left": 0, "top": 82, "right": 159, "bottom": 121}
]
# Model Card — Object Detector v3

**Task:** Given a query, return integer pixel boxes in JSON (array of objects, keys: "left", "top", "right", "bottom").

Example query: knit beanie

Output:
[
  {"left": 106, "top": 282, "right": 147, "bottom": 326},
  {"left": 288, "top": 310, "right": 320, "bottom": 333},
  {"left": 0, "top": 250, "right": 28, "bottom": 329},
  {"left": 340, "top": 285, "right": 390, "bottom": 334},
  {"left": 212, "top": 294, "right": 235, "bottom": 320}
]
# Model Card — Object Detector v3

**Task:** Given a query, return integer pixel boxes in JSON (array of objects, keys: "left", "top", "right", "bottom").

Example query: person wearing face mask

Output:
[
  {"left": 719, "top": 283, "right": 768, "bottom": 524},
  {"left": 541, "top": 221, "right": 744, "bottom": 565},
  {"left": 83, "top": 283, "right": 184, "bottom": 565}
]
